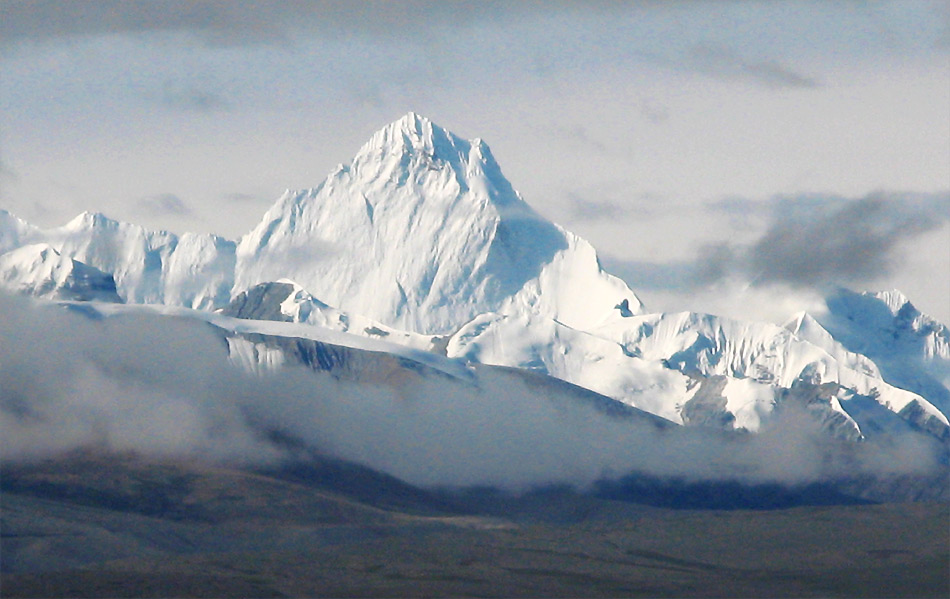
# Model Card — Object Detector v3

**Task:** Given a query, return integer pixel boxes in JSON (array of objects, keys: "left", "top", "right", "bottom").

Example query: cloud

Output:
[
  {"left": 0, "top": 0, "right": 286, "bottom": 48},
  {"left": 936, "top": 0, "right": 950, "bottom": 48},
  {"left": 685, "top": 43, "right": 821, "bottom": 89},
  {"left": 602, "top": 242, "right": 736, "bottom": 293},
  {"left": 224, "top": 192, "right": 267, "bottom": 204},
  {"left": 0, "top": 159, "right": 19, "bottom": 183},
  {"left": 636, "top": 97, "right": 670, "bottom": 124},
  {"left": 0, "top": 293, "right": 942, "bottom": 493},
  {"left": 154, "top": 81, "right": 231, "bottom": 112},
  {"left": 0, "top": 1, "right": 601, "bottom": 49},
  {"left": 568, "top": 194, "right": 629, "bottom": 223},
  {"left": 600, "top": 257, "right": 698, "bottom": 293},
  {"left": 611, "top": 191, "right": 950, "bottom": 296},
  {"left": 136, "top": 193, "right": 193, "bottom": 217},
  {"left": 742, "top": 193, "right": 947, "bottom": 286},
  {"left": 562, "top": 186, "right": 676, "bottom": 225},
  {"left": 550, "top": 124, "right": 610, "bottom": 155},
  {"left": 723, "top": 192, "right": 950, "bottom": 288},
  {"left": 0, "top": 294, "right": 281, "bottom": 463}
]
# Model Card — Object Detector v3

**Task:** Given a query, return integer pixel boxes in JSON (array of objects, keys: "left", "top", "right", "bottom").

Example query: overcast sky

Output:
[{"left": 1, "top": 0, "right": 948, "bottom": 323}]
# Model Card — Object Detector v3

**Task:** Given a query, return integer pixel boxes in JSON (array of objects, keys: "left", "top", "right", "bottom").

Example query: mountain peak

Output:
[
  {"left": 237, "top": 114, "right": 641, "bottom": 334},
  {"left": 357, "top": 112, "right": 463, "bottom": 159},
  {"left": 64, "top": 211, "right": 116, "bottom": 231},
  {"left": 385, "top": 111, "right": 433, "bottom": 137},
  {"left": 394, "top": 110, "right": 429, "bottom": 130},
  {"left": 868, "top": 289, "right": 912, "bottom": 317}
]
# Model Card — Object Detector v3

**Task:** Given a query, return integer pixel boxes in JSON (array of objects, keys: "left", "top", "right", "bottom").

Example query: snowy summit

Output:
[{"left": 235, "top": 112, "right": 642, "bottom": 334}]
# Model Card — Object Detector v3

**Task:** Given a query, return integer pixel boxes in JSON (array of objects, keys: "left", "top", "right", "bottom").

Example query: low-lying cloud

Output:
[{"left": 0, "top": 293, "right": 941, "bottom": 492}]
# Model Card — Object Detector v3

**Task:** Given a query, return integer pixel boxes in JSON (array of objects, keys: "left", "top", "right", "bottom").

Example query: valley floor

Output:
[{"left": 2, "top": 456, "right": 948, "bottom": 598}]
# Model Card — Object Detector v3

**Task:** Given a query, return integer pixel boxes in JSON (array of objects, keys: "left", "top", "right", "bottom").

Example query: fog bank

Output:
[{"left": 1, "top": 294, "right": 942, "bottom": 491}]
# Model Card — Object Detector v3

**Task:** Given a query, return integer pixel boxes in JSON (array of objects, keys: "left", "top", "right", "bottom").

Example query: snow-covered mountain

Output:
[
  {"left": 0, "top": 210, "right": 234, "bottom": 309},
  {"left": 0, "top": 210, "right": 37, "bottom": 254},
  {"left": 446, "top": 306, "right": 947, "bottom": 439},
  {"left": 1, "top": 112, "right": 947, "bottom": 446},
  {"left": 235, "top": 112, "right": 640, "bottom": 335},
  {"left": 781, "top": 290, "right": 950, "bottom": 435}
]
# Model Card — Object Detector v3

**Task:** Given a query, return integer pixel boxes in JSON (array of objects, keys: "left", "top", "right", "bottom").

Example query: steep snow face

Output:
[
  {"left": 784, "top": 312, "right": 882, "bottom": 379},
  {"left": 814, "top": 289, "right": 950, "bottom": 415},
  {"left": 236, "top": 112, "right": 641, "bottom": 334},
  {"left": 822, "top": 289, "right": 950, "bottom": 363},
  {"left": 223, "top": 280, "right": 441, "bottom": 352},
  {"left": 1, "top": 211, "right": 235, "bottom": 308},
  {"left": 0, "top": 243, "right": 122, "bottom": 302},
  {"left": 44, "top": 211, "right": 178, "bottom": 303}
]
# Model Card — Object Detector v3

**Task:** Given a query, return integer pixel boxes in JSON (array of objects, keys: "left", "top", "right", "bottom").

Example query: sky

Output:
[{"left": 1, "top": 0, "right": 948, "bottom": 323}]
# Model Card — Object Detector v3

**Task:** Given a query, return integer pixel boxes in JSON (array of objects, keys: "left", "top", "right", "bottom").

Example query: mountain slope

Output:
[
  {"left": 0, "top": 210, "right": 38, "bottom": 254},
  {"left": 447, "top": 307, "right": 949, "bottom": 439},
  {"left": 223, "top": 280, "right": 443, "bottom": 352}
]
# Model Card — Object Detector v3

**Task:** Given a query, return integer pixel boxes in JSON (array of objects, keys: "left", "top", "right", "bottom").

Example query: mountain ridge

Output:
[{"left": 1, "top": 112, "right": 947, "bottom": 446}]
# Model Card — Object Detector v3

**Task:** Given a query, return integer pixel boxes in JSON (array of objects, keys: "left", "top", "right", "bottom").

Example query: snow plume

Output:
[{"left": 0, "top": 293, "right": 942, "bottom": 491}]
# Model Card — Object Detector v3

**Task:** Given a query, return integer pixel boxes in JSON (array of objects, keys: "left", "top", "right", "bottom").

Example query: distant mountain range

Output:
[{"left": 2, "top": 113, "right": 948, "bottom": 470}]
